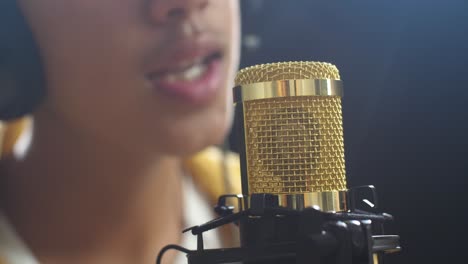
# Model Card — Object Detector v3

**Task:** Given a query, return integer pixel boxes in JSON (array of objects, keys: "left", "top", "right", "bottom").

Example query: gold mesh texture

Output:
[
  {"left": 244, "top": 96, "right": 347, "bottom": 194},
  {"left": 235, "top": 61, "right": 341, "bottom": 86}
]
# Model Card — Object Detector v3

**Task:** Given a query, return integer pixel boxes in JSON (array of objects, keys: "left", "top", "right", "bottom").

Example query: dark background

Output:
[{"left": 231, "top": 1, "right": 468, "bottom": 263}]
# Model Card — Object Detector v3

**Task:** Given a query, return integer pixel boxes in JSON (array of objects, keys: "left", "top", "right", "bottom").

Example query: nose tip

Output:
[{"left": 149, "top": 0, "right": 209, "bottom": 24}]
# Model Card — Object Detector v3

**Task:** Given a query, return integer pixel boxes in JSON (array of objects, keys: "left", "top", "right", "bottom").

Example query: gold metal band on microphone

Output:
[{"left": 233, "top": 79, "right": 343, "bottom": 103}]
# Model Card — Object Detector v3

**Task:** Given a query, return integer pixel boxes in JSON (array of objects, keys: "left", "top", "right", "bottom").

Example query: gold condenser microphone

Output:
[
  {"left": 234, "top": 61, "right": 347, "bottom": 212},
  {"left": 156, "top": 61, "right": 401, "bottom": 264}
]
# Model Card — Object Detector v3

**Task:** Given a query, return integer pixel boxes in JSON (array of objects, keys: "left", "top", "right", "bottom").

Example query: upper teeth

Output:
[
  {"left": 178, "top": 58, "right": 203, "bottom": 69},
  {"left": 163, "top": 62, "right": 207, "bottom": 83},
  {"left": 150, "top": 56, "right": 210, "bottom": 83}
]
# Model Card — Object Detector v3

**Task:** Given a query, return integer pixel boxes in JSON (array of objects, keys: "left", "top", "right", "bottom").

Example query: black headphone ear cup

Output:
[{"left": 0, "top": 1, "right": 45, "bottom": 121}]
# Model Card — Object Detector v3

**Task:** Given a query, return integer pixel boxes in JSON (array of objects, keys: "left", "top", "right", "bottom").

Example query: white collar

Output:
[{"left": 0, "top": 212, "right": 39, "bottom": 264}]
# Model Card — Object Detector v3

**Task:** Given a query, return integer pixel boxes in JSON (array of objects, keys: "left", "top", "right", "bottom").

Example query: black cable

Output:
[{"left": 155, "top": 244, "right": 191, "bottom": 264}]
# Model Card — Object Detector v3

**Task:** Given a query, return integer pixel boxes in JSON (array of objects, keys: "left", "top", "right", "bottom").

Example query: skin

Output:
[{"left": 0, "top": 0, "right": 240, "bottom": 263}]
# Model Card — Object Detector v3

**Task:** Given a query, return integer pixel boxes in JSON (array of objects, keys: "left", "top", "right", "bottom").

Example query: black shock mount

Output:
[{"left": 157, "top": 185, "right": 400, "bottom": 264}]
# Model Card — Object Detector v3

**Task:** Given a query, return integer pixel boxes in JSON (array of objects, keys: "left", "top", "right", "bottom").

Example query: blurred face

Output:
[{"left": 17, "top": 0, "right": 240, "bottom": 156}]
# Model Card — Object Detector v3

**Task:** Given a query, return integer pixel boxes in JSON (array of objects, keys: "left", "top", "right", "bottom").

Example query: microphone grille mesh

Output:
[
  {"left": 244, "top": 96, "right": 347, "bottom": 194},
  {"left": 235, "top": 61, "right": 341, "bottom": 86}
]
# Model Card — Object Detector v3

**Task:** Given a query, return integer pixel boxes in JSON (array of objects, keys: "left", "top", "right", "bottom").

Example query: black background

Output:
[{"left": 231, "top": 1, "right": 468, "bottom": 263}]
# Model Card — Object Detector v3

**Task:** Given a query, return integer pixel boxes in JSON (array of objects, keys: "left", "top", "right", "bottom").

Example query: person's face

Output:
[{"left": 17, "top": 0, "right": 240, "bottom": 156}]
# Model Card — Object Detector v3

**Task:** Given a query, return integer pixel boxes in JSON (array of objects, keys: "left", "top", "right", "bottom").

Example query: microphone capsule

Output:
[{"left": 234, "top": 61, "right": 347, "bottom": 212}]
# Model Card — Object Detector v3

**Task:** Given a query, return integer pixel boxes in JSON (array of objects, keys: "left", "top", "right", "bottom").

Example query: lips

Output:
[{"left": 146, "top": 41, "right": 224, "bottom": 105}]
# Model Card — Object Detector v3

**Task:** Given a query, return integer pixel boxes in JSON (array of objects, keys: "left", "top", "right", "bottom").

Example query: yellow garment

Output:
[
  {"left": 0, "top": 118, "right": 30, "bottom": 158},
  {"left": 183, "top": 146, "right": 242, "bottom": 247},
  {"left": 184, "top": 147, "right": 241, "bottom": 205}
]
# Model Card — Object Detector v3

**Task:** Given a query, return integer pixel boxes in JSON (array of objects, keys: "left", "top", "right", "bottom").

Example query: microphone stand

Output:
[{"left": 157, "top": 186, "right": 400, "bottom": 264}]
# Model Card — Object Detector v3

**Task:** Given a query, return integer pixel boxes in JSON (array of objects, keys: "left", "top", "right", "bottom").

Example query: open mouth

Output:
[
  {"left": 146, "top": 50, "right": 224, "bottom": 104},
  {"left": 147, "top": 51, "right": 223, "bottom": 83}
]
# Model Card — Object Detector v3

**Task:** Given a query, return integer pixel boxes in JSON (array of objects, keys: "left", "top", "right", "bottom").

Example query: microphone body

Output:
[
  {"left": 157, "top": 61, "right": 401, "bottom": 264},
  {"left": 234, "top": 62, "right": 347, "bottom": 263}
]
